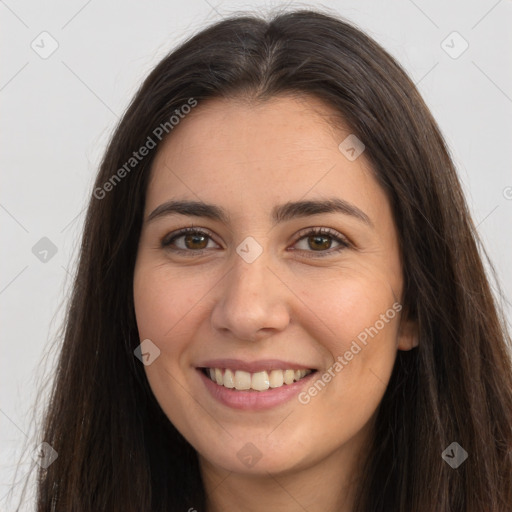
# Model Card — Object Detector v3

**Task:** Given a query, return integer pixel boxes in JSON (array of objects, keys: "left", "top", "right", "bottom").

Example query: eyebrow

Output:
[{"left": 146, "top": 198, "right": 373, "bottom": 227}]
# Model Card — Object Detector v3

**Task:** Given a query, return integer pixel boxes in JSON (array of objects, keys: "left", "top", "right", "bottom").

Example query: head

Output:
[
  {"left": 35, "top": 9, "right": 512, "bottom": 512},
  {"left": 133, "top": 91, "right": 417, "bottom": 489}
]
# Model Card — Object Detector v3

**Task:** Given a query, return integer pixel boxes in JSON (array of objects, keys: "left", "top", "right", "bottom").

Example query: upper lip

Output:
[{"left": 196, "top": 359, "right": 317, "bottom": 373}]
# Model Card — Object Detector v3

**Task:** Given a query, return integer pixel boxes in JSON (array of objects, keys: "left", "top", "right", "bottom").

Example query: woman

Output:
[{"left": 30, "top": 9, "right": 512, "bottom": 511}]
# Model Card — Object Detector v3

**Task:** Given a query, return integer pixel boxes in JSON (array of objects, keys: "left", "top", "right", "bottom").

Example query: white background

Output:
[{"left": 1, "top": 0, "right": 511, "bottom": 509}]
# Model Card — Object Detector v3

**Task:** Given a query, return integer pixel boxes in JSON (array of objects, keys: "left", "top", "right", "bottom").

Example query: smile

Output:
[
  {"left": 196, "top": 358, "right": 319, "bottom": 410},
  {"left": 201, "top": 367, "right": 314, "bottom": 391}
]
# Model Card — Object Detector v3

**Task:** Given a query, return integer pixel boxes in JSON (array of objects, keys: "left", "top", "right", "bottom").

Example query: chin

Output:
[{"left": 197, "top": 434, "right": 313, "bottom": 477}]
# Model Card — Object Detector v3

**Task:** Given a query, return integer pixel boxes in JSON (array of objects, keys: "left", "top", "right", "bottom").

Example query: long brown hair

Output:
[{"left": 22, "top": 9, "right": 512, "bottom": 511}]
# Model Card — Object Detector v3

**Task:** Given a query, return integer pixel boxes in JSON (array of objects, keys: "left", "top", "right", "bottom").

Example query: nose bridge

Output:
[{"left": 211, "top": 247, "right": 290, "bottom": 341}]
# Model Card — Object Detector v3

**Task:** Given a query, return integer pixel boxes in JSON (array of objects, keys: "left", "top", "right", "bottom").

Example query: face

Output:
[{"left": 133, "top": 94, "right": 417, "bottom": 479}]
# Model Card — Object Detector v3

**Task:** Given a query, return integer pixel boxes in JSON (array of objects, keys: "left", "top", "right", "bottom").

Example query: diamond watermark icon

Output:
[
  {"left": 441, "top": 32, "right": 469, "bottom": 59},
  {"left": 32, "top": 237, "right": 58, "bottom": 263},
  {"left": 236, "top": 236, "right": 263, "bottom": 264},
  {"left": 237, "top": 442, "right": 262, "bottom": 468},
  {"left": 32, "top": 442, "right": 58, "bottom": 469},
  {"left": 441, "top": 442, "right": 468, "bottom": 469},
  {"left": 31, "top": 31, "right": 59, "bottom": 59},
  {"left": 338, "top": 134, "right": 365, "bottom": 161},
  {"left": 134, "top": 338, "right": 161, "bottom": 366}
]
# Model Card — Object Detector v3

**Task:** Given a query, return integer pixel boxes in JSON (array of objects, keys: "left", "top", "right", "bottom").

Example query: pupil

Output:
[
  {"left": 185, "top": 233, "right": 207, "bottom": 249},
  {"left": 310, "top": 235, "right": 330, "bottom": 250}
]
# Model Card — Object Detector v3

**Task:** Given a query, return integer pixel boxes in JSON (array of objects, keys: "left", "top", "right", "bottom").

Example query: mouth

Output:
[
  {"left": 199, "top": 367, "right": 316, "bottom": 392},
  {"left": 196, "top": 358, "right": 319, "bottom": 410}
]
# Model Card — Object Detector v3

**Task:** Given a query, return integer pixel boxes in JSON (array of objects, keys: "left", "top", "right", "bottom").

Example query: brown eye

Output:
[
  {"left": 307, "top": 234, "right": 333, "bottom": 251},
  {"left": 292, "top": 228, "right": 350, "bottom": 256},
  {"left": 183, "top": 233, "right": 208, "bottom": 250},
  {"left": 161, "top": 228, "right": 219, "bottom": 253}
]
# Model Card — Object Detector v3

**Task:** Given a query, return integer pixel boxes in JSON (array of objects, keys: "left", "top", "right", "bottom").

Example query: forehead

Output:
[
  {"left": 145, "top": 94, "right": 389, "bottom": 227},
  {"left": 151, "top": 94, "right": 348, "bottom": 171}
]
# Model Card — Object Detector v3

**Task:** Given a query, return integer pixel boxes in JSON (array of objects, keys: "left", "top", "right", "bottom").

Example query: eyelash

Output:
[{"left": 161, "top": 226, "right": 351, "bottom": 258}]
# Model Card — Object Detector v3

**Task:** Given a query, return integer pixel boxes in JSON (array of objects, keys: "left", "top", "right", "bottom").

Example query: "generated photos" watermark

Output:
[{"left": 298, "top": 302, "right": 402, "bottom": 404}]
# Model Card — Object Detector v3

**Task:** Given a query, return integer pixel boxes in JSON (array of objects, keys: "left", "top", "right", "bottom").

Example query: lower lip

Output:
[{"left": 197, "top": 369, "right": 316, "bottom": 410}]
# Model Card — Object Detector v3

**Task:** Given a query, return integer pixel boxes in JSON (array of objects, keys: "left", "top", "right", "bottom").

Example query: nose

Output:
[{"left": 210, "top": 251, "right": 291, "bottom": 342}]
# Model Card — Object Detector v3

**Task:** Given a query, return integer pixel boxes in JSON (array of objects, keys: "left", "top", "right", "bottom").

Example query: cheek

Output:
[
  {"left": 133, "top": 261, "right": 204, "bottom": 344},
  {"left": 132, "top": 261, "right": 205, "bottom": 420},
  {"left": 296, "top": 271, "right": 400, "bottom": 404},
  {"left": 298, "top": 269, "right": 400, "bottom": 350}
]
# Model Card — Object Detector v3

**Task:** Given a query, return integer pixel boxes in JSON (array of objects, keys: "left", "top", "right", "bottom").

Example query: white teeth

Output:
[
  {"left": 284, "top": 369, "right": 295, "bottom": 385},
  {"left": 223, "top": 368, "right": 235, "bottom": 388},
  {"left": 234, "top": 370, "right": 252, "bottom": 390},
  {"left": 205, "top": 367, "right": 313, "bottom": 391},
  {"left": 251, "top": 371, "right": 270, "bottom": 391},
  {"left": 294, "top": 369, "right": 307, "bottom": 381},
  {"left": 269, "top": 369, "right": 284, "bottom": 388}
]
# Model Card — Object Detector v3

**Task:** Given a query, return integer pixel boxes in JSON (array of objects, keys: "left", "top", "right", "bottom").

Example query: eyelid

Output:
[
  {"left": 161, "top": 226, "right": 221, "bottom": 252},
  {"left": 293, "top": 226, "right": 350, "bottom": 245},
  {"left": 160, "top": 225, "right": 351, "bottom": 256},
  {"left": 289, "top": 226, "right": 351, "bottom": 257}
]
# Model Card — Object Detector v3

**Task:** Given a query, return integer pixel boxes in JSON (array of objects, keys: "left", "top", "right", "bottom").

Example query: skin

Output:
[{"left": 133, "top": 94, "right": 418, "bottom": 512}]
